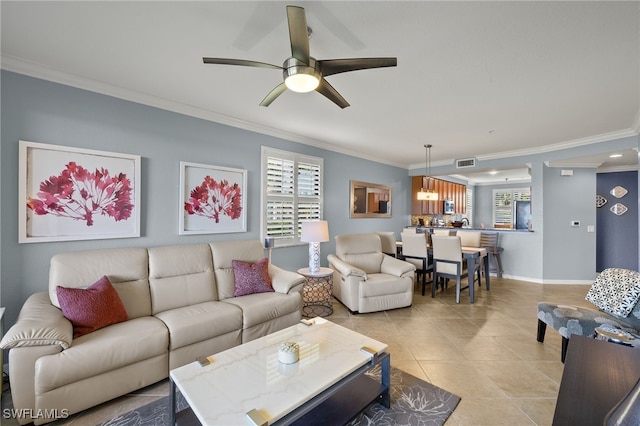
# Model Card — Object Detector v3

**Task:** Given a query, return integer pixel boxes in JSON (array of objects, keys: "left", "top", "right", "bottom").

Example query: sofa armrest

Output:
[
  {"left": 327, "top": 254, "right": 367, "bottom": 280},
  {"left": 269, "top": 265, "right": 306, "bottom": 294},
  {"left": 0, "top": 292, "right": 73, "bottom": 350},
  {"left": 380, "top": 256, "right": 416, "bottom": 277}
]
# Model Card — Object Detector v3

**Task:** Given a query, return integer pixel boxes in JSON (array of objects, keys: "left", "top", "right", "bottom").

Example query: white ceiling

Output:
[{"left": 2, "top": 1, "right": 639, "bottom": 181}]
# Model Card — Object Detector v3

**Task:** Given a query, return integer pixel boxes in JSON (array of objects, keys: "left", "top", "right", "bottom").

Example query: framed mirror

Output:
[{"left": 350, "top": 180, "right": 392, "bottom": 218}]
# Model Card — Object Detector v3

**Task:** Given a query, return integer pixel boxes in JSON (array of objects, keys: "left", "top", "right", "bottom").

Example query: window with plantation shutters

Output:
[
  {"left": 262, "top": 147, "right": 323, "bottom": 246},
  {"left": 492, "top": 188, "right": 531, "bottom": 228},
  {"left": 465, "top": 186, "right": 474, "bottom": 227}
]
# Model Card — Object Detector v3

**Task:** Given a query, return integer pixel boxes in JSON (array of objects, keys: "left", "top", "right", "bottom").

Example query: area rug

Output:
[{"left": 99, "top": 366, "right": 460, "bottom": 426}]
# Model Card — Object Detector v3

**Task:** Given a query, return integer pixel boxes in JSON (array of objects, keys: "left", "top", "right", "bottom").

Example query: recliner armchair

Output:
[{"left": 328, "top": 233, "right": 416, "bottom": 313}]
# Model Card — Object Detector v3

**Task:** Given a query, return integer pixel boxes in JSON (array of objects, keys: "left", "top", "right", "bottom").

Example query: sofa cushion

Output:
[
  {"left": 210, "top": 240, "right": 268, "bottom": 300},
  {"left": 232, "top": 258, "right": 274, "bottom": 297},
  {"left": 49, "top": 247, "right": 151, "bottom": 319},
  {"left": 154, "top": 301, "right": 242, "bottom": 350},
  {"left": 35, "top": 316, "right": 168, "bottom": 393},
  {"left": 223, "top": 292, "right": 302, "bottom": 329},
  {"left": 57, "top": 276, "right": 128, "bottom": 338},
  {"left": 360, "top": 273, "right": 412, "bottom": 297},
  {"left": 149, "top": 244, "right": 217, "bottom": 315},
  {"left": 586, "top": 268, "right": 640, "bottom": 317}
]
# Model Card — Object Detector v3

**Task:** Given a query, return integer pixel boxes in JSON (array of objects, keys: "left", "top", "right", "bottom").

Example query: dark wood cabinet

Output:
[{"left": 411, "top": 176, "right": 466, "bottom": 215}]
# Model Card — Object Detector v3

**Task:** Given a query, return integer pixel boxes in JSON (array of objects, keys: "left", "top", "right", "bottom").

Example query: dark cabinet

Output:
[{"left": 411, "top": 176, "right": 466, "bottom": 214}]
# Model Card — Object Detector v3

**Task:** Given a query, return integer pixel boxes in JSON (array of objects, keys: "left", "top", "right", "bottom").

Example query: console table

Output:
[{"left": 553, "top": 335, "right": 640, "bottom": 425}]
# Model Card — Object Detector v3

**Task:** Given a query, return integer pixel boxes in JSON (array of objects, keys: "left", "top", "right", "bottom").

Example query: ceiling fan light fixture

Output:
[
  {"left": 285, "top": 72, "right": 319, "bottom": 92},
  {"left": 283, "top": 58, "right": 321, "bottom": 93},
  {"left": 417, "top": 189, "right": 439, "bottom": 201}
]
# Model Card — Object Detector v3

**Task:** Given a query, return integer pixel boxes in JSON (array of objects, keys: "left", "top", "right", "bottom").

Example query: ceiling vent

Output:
[{"left": 456, "top": 158, "right": 476, "bottom": 169}]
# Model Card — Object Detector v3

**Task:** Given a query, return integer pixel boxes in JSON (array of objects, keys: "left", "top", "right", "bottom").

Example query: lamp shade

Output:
[
  {"left": 300, "top": 221, "right": 329, "bottom": 243},
  {"left": 417, "top": 189, "right": 439, "bottom": 201}
]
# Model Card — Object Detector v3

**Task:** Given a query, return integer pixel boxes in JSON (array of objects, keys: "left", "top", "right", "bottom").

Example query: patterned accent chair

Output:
[{"left": 537, "top": 268, "right": 640, "bottom": 362}]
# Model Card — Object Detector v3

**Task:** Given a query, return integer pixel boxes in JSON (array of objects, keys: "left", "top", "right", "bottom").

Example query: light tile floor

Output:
[{"left": 1, "top": 277, "right": 592, "bottom": 425}]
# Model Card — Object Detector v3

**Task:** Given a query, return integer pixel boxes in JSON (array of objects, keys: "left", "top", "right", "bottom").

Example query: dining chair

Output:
[
  {"left": 431, "top": 235, "right": 481, "bottom": 303},
  {"left": 456, "top": 230, "right": 483, "bottom": 287},
  {"left": 432, "top": 229, "right": 452, "bottom": 236},
  {"left": 400, "top": 232, "right": 433, "bottom": 295}
]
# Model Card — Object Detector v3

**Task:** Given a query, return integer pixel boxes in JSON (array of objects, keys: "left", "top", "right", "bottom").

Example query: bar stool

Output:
[{"left": 480, "top": 232, "right": 503, "bottom": 278}]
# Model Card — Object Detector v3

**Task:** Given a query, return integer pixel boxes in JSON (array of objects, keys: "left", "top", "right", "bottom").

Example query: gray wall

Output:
[
  {"left": 542, "top": 166, "right": 597, "bottom": 281},
  {"left": 0, "top": 71, "right": 410, "bottom": 328}
]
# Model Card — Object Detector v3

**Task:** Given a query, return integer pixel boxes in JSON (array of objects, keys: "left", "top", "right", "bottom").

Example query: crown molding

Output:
[
  {"left": 544, "top": 160, "right": 603, "bottom": 168},
  {"left": 633, "top": 109, "right": 640, "bottom": 134},
  {"left": 3, "top": 56, "right": 637, "bottom": 171},
  {"left": 598, "top": 164, "right": 639, "bottom": 173},
  {"left": 1, "top": 56, "right": 408, "bottom": 169},
  {"left": 474, "top": 128, "right": 639, "bottom": 162}
]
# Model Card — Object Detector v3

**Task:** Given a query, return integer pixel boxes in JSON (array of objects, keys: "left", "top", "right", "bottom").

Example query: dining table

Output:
[{"left": 396, "top": 241, "right": 490, "bottom": 303}]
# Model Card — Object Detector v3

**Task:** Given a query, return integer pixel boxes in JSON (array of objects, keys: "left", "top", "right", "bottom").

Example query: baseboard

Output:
[{"left": 500, "top": 274, "right": 592, "bottom": 285}]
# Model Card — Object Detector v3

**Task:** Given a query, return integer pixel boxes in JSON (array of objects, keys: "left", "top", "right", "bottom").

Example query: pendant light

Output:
[{"left": 417, "top": 144, "right": 439, "bottom": 201}]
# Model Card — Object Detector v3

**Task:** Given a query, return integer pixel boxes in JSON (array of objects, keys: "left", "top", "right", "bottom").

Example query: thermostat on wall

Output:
[{"left": 571, "top": 220, "right": 580, "bottom": 227}]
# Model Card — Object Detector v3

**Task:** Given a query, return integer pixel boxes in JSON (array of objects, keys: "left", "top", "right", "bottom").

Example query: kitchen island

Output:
[{"left": 405, "top": 226, "right": 535, "bottom": 280}]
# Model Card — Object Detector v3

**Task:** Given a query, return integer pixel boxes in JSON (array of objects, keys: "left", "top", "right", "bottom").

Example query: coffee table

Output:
[{"left": 170, "top": 317, "right": 390, "bottom": 425}]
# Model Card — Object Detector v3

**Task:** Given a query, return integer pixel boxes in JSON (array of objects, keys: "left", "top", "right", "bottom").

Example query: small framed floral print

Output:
[
  {"left": 19, "top": 140, "right": 141, "bottom": 243},
  {"left": 179, "top": 161, "right": 247, "bottom": 235}
]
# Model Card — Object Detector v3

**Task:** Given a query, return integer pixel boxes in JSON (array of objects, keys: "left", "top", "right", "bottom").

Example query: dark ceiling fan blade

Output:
[
  {"left": 318, "top": 58, "right": 397, "bottom": 77},
  {"left": 286, "top": 6, "right": 310, "bottom": 64},
  {"left": 202, "top": 58, "right": 282, "bottom": 70},
  {"left": 260, "top": 83, "right": 287, "bottom": 107},
  {"left": 316, "top": 78, "right": 350, "bottom": 109}
]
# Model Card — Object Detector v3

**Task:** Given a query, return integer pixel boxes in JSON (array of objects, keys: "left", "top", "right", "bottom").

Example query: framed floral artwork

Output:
[
  {"left": 179, "top": 161, "right": 247, "bottom": 235},
  {"left": 19, "top": 140, "right": 141, "bottom": 243}
]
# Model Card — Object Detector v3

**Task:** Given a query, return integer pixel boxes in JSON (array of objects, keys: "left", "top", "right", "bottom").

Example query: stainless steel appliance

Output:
[{"left": 443, "top": 200, "right": 454, "bottom": 214}]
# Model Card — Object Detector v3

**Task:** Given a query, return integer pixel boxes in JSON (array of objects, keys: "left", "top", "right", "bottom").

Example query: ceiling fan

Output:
[{"left": 203, "top": 5, "right": 397, "bottom": 108}]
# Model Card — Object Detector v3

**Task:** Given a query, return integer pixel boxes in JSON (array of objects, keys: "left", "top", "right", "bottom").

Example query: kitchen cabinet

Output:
[
  {"left": 411, "top": 176, "right": 466, "bottom": 215},
  {"left": 367, "top": 191, "right": 389, "bottom": 213}
]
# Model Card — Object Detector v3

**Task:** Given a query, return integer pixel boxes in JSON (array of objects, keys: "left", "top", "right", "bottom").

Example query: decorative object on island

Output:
[
  {"left": 19, "top": 140, "right": 141, "bottom": 243},
  {"left": 264, "top": 237, "right": 275, "bottom": 263},
  {"left": 179, "top": 161, "right": 247, "bottom": 235},
  {"left": 301, "top": 220, "right": 329, "bottom": 273},
  {"left": 416, "top": 144, "right": 439, "bottom": 201},
  {"left": 277, "top": 341, "right": 300, "bottom": 364}
]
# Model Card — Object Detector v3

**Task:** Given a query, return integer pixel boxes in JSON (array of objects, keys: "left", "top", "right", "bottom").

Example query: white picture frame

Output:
[
  {"left": 19, "top": 140, "right": 141, "bottom": 243},
  {"left": 179, "top": 161, "right": 247, "bottom": 235}
]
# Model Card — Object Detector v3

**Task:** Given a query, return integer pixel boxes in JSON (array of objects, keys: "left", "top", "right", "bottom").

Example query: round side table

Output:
[{"left": 297, "top": 267, "right": 334, "bottom": 318}]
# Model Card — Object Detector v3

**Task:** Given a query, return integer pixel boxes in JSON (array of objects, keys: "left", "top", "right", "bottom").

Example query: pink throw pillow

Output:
[
  {"left": 232, "top": 258, "right": 274, "bottom": 297},
  {"left": 57, "top": 276, "right": 128, "bottom": 338}
]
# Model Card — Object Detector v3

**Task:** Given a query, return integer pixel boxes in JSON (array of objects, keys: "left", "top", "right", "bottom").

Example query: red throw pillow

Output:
[
  {"left": 232, "top": 258, "right": 274, "bottom": 297},
  {"left": 57, "top": 276, "right": 128, "bottom": 338}
]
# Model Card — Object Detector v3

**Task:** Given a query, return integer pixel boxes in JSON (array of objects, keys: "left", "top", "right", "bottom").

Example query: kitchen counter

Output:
[{"left": 412, "top": 226, "right": 532, "bottom": 233}]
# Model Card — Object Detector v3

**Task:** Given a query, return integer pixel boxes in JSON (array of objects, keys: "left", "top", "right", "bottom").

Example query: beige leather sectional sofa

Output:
[{"left": 1, "top": 240, "right": 305, "bottom": 425}]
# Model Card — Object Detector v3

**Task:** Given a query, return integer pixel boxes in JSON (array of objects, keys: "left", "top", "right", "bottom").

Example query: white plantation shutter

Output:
[
  {"left": 465, "top": 186, "right": 473, "bottom": 227},
  {"left": 262, "top": 147, "right": 323, "bottom": 246}
]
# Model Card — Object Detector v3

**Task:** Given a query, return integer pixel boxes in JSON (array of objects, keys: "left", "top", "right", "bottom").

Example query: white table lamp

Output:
[
  {"left": 264, "top": 237, "right": 275, "bottom": 262},
  {"left": 300, "top": 221, "right": 329, "bottom": 273}
]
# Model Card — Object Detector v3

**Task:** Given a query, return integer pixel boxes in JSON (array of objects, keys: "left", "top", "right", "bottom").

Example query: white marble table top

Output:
[{"left": 170, "top": 317, "right": 387, "bottom": 425}]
